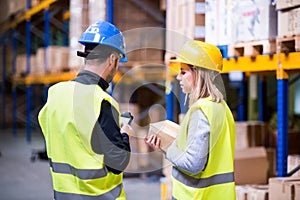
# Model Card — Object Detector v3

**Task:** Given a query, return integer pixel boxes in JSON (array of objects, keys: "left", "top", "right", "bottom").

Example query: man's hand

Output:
[{"left": 121, "top": 124, "right": 133, "bottom": 137}]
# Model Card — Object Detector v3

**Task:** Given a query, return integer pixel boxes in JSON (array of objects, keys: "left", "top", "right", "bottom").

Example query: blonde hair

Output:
[{"left": 188, "top": 66, "right": 224, "bottom": 106}]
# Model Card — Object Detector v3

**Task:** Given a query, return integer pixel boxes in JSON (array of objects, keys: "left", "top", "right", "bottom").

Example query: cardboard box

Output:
[
  {"left": 205, "top": 0, "right": 234, "bottom": 45},
  {"left": 278, "top": 7, "right": 300, "bottom": 37},
  {"left": 148, "top": 120, "right": 179, "bottom": 152},
  {"left": 36, "top": 46, "right": 70, "bottom": 73},
  {"left": 235, "top": 121, "right": 269, "bottom": 150},
  {"left": 236, "top": 185, "right": 269, "bottom": 200},
  {"left": 269, "top": 177, "right": 300, "bottom": 200},
  {"left": 288, "top": 155, "right": 300, "bottom": 177},
  {"left": 234, "top": 147, "right": 269, "bottom": 185},
  {"left": 276, "top": 0, "right": 300, "bottom": 10},
  {"left": 267, "top": 148, "right": 277, "bottom": 178}
]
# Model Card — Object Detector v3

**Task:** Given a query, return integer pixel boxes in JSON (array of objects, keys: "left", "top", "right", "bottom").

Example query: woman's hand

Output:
[{"left": 144, "top": 134, "right": 161, "bottom": 151}]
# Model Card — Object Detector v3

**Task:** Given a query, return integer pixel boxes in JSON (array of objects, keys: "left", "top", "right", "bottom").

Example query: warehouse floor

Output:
[{"left": 0, "top": 129, "right": 161, "bottom": 200}]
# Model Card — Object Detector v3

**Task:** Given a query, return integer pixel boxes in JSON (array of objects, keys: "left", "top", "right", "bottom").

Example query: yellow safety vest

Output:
[
  {"left": 38, "top": 81, "right": 126, "bottom": 200},
  {"left": 172, "top": 97, "right": 236, "bottom": 200}
]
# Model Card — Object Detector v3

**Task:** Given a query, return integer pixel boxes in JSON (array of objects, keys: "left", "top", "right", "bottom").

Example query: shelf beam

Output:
[{"left": 222, "top": 52, "right": 300, "bottom": 73}]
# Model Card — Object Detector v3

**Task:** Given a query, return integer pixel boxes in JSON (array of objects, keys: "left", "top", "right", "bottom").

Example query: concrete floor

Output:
[{"left": 0, "top": 129, "right": 161, "bottom": 200}]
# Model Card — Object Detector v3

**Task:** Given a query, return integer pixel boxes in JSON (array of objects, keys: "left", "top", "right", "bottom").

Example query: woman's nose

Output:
[{"left": 176, "top": 74, "right": 181, "bottom": 80}]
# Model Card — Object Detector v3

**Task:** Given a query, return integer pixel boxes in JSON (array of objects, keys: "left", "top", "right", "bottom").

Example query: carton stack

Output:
[
  {"left": 165, "top": 0, "right": 205, "bottom": 65},
  {"left": 205, "top": 0, "right": 234, "bottom": 46},
  {"left": 229, "top": 0, "right": 277, "bottom": 57},
  {"left": 205, "top": 0, "right": 278, "bottom": 57},
  {"left": 288, "top": 155, "right": 300, "bottom": 177},
  {"left": 234, "top": 120, "right": 279, "bottom": 198},
  {"left": 269, "top": 177, "right": 300, "bottom": 200},
  {"left": 113, "top": 0, "right": 164, "bottom": 66},
  {"left": 68, "top": 0, "right": 106, "bottom": 69},
  {"left": 36, "top": 46, "right": 70, "bottom": 74},
  {"left": 276, "top": 0, "right": 300, "bottom": 52},
  {"left": 236, "top": 185, "right": 269, "bottom": 200},
  {"left": 234, "top": 147, "right": 269, "bottom": 185},
  {"left": 235, "top": 121, "right": 269, "bottom": 150},
  {"left": 15, "top": 54, "right": 41, "bottom": 76}
]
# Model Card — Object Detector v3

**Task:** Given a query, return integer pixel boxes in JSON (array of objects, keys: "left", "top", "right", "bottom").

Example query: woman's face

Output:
[{"left": 176, "top": 64, "right": 194, "bottom": 94}]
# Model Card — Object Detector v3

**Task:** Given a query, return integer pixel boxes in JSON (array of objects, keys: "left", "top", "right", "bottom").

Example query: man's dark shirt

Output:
[{"left": 72, "top": 70, "right": 131, "bottom": 174}]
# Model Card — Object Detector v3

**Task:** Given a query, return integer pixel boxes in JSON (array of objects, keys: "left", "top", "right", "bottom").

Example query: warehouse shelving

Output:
[
  {"left": 0, "top": 0, "right": 70, "bottom": 142},
  {"left": 1, "top": 0, "right": 299, "bottom": 180}
]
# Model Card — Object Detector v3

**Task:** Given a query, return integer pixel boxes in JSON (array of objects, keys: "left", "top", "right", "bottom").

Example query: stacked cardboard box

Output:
[
  {"left": 235, "top": 121, "right": 269, "bottom": 150},
  {"left": 68, "top": 0, "right": 106, "bottom": 69},
  {"left": 16, "top": 54, "right": 40, "bottom": 76},
  {"left": 269, "top": 177, "right": 300, "bottom": 200},
  {"left": 236, "top": 185, "right": 269, "bottom": 200},
  {"left": 278, "top": 7, "right": 300, "bottom": 37},
  {"left": 165, "top": 0, "right": 205, "bottom": 64},
  {"left": 235, "top": 147, "right": 269, "bottom": 185},
  {"left": 114, "top": 0, "right": 164, "bottom": 66},
  {"left": 205, "top": 0, "right": 277, "bottom": 45},
  {"left": 36, "top": 46, "right": 70, "bottom": 74},
  {"left": 205, "top": 0, "right": 234, "bottom": 45},
  {"left": 288, "top": 155, "right": 300, "bottom": 177},
  {"left": 276, "top": 0, "right": 300, "bottom": 10}
]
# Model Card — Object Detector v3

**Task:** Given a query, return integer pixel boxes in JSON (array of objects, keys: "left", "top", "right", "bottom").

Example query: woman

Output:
[{"left": 145, "top": 40, "right": 236, "bottom": 199}]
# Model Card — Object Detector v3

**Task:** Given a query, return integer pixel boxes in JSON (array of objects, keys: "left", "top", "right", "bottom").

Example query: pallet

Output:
[
  {"left": 277, "top": 35, "right": 300, "bottom": 53},
  {"left": 228, "top": 39, "right": 276, "bottom": 57}
]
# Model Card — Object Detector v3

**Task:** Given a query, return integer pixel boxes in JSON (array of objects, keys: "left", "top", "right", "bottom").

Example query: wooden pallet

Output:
[
  {"left": 228, "top": 39, "right": 276, "bottom": 57},
  {"left": 277, "top": 35, "right": 300, "bottom": 53}
]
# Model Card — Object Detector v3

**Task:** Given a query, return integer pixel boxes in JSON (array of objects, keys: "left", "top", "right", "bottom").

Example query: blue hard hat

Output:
[{"left": 78, "top": 21, "right": 128, "bottom": 62}]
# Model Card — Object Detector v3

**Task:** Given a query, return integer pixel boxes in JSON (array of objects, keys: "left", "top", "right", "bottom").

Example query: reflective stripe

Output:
[
  {"left": 172, "top": 167, "right": 234, "bottom": 188},
  {"left": 54, "top": 183, "right": 123, "bottom": 200},
  {"left": 50, "top": 159, "right": 107, "bottom": 180}
]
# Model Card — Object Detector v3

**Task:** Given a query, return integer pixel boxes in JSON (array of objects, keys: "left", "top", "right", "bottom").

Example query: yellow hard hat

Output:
[{"left": 169, "top": 40, "right": 223, "bottom": 72}]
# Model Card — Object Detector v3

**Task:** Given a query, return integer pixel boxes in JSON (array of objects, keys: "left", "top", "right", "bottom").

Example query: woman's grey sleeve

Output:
[{"left": 165, "top": 109, "right": 210, "bottom": 174}]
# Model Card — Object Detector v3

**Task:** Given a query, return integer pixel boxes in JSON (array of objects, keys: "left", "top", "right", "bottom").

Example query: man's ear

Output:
[{"left": 109, "top": 54, "right": 117, "bottom": 65}]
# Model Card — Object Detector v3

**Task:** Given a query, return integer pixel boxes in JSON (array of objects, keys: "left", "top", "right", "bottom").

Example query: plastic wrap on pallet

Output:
[
  {"left": 68, "top": 0, "right": 106, "bottom": 69},
  {"left": 68, "top": 0, "right": 86, "bottom": 69},
  {"left": 232, "top": 0, "right": 277, "bottom": 43},
  {"left": 166, "top": 0, "right": 195, "bottom": 57},
  {"left": 37, "top": 46, "right": 70, "bottom": 74},
  {"left": 88, "top": 0, "right": 106, "bottom": 25},
  {"left": 205, "top": 0, "right": 235, "bottom": 45}
]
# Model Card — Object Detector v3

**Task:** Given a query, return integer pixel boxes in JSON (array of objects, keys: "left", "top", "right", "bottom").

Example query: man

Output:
[{"left": 38, "top": 21, "right": 132, "bottom": 200}]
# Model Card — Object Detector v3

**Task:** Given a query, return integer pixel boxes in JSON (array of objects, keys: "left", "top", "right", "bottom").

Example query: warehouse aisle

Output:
[{"left": 0, "top": 129, "right": 161, "bottom": 200}]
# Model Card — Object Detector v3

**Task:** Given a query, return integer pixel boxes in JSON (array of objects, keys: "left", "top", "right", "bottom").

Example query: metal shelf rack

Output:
[{"left": 0, "top": 0, "right": 70, "bottom": 142}]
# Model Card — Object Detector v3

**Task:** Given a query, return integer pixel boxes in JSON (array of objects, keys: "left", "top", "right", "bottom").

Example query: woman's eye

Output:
[{"left": 180, "top": 71, "right": 186, "bottom": 75}]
